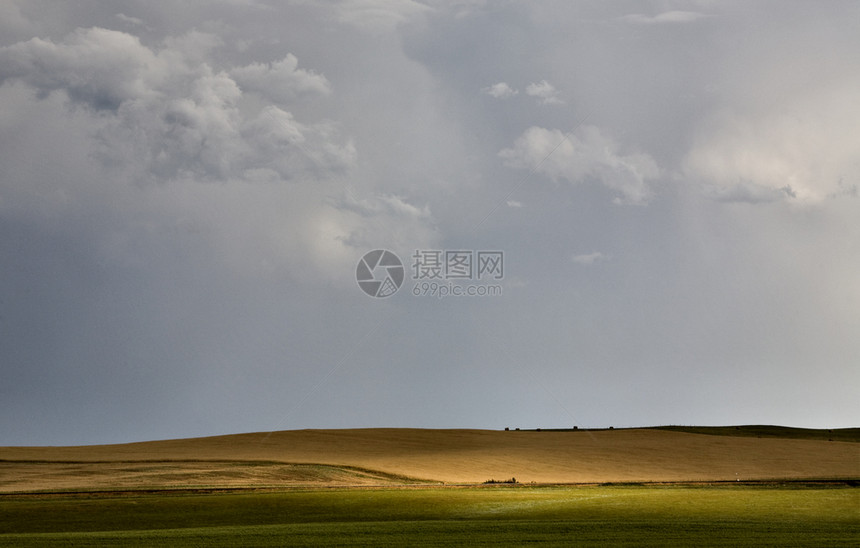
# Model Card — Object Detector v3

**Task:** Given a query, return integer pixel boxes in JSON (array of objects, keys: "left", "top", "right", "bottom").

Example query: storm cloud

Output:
[{"left": 0, "top": 1, "right": 857, "bottom": 445}]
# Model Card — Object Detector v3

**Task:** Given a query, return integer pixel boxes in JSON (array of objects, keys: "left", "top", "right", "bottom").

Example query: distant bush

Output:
[{"left": 483, "top": 477, "right": 517, "bottom": 484}]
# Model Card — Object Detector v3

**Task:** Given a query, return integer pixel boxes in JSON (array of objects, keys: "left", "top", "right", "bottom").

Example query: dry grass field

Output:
[{"left": 1, "top": 427, "right": 858, "bottom": 492}]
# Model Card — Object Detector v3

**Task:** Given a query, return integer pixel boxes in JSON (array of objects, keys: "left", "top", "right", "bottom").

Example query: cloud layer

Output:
[{"left": 0, "top": 1, "right": 857, "bottom": 446}]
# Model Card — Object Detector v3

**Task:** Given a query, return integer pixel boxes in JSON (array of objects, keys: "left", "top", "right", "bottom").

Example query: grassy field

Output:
[
  {"left": 0, "top": 485, "right": 857, "bottom": 546},
  {"left": 1, "top": 427, "right": 857, "bottom": 545}
]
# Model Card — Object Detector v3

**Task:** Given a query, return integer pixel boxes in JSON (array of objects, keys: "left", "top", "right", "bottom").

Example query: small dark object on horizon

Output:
[{"left": 484, "top": 477, "right": 518, "bottom": 484}]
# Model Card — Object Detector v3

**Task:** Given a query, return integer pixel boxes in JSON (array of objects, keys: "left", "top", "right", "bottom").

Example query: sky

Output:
[{"left": 1, "top": 1, "right": 858, "bottom": 446}]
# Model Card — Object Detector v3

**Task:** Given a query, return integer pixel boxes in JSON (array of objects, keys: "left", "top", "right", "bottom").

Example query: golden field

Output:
[{"left": 1, "top": 427, "right": 857, "bottom": 492}]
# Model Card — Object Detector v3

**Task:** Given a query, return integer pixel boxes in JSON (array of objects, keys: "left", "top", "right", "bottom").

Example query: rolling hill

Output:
[{"left": 1, "top": 427, "right": 857, "bottom": 492}]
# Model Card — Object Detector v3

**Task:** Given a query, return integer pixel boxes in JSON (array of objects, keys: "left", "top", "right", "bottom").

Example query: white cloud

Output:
[
  {"left": 241, "top": 105, "right": 356, "bottom": 179},
  {"left": 499, "top": 125, "right": 660, "bottom": 205},
  {"left": 571, "top": 252, "right": 609, "bottom": 265},
  {"left": 525, "top": 80, "right": 562, "bottom": 105},
  {"left": 682, "top": 85, "right": 860, "bottom": 204},
  {"left": 482, "top": 82, "right": 517, "bottom": 98},
  {"left": 623, "top": 11, "right": 710, "bottom": 25},
  {"left": 231, "top": 54, "right": 331, "bottom": 103},
  {"left": 506, "top": 199, "right": 523, "bottom": 208},
  {"left": 0, "top": 27, "right": 353, "bottom": 183},
  {"left": 0, "top": 27, "right": 163, "bottom": 110},
  {"left": 336, "top": 192, "right": 432, "bottom": 221}
]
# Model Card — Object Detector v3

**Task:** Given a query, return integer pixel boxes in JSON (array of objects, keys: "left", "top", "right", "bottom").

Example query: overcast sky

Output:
[{"left": 1, "top": 1, "right": 858, "bottom": 446}]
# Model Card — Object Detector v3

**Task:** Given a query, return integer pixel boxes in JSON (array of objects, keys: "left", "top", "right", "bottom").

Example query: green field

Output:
[{"left": 1, "top": 485, "right": 857, "bottom": 546}]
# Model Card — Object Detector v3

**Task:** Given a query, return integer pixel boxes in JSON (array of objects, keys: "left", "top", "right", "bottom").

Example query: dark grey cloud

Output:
[{"left": 0, "top": 0, "right": 857, "bottom": 446}]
